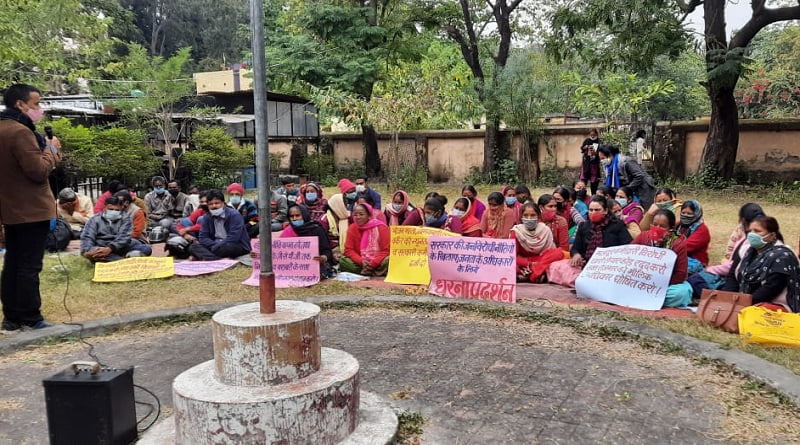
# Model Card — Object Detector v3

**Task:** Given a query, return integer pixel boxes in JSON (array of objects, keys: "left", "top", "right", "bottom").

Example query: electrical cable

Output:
[{"left": 133, "top": 384, "right": 162, "bottom": 431}]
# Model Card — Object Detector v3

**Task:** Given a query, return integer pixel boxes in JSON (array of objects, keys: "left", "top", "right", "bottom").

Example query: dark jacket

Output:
[
  {"left": 356, "top": 187, "right": 382, "bottom": 210},
  {"left": 80, "top": 213, "right": 133, "bottom": 254},
  {"left": 0, "top": 120, "right": 60, "bottom": 224},
  {"left": 617, "top": 156, "right": 656, "bottom": 209},
  {"left": 199, "top": 206, "right": 251, "bottom": 253},
  {"left": 571, "top": 218, "right": 632, "bottom": 258}
]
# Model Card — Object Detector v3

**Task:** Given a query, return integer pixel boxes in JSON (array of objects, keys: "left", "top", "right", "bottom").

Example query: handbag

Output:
[{"left": 697, "top": 289, "right": 753, "bottom": 333}]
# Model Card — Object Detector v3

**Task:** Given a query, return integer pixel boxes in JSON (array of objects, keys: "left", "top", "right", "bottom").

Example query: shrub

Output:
[{"left": 183, "top": 125, "right": 253, "bottom": 188}]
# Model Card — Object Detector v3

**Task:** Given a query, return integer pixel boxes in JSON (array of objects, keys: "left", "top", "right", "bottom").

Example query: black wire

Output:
[
  {"left": 55, "top": 249, "right": 104, "bottom": 366},
  {"left": 135, "top": 400, "right": 155, "bottom": 425},
  {"left": 133, "top": 384, "right": 162, "bottom": 431}
]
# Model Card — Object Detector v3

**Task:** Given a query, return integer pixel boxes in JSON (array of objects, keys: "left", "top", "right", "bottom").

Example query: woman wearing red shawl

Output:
[
  {"left": 452, "top": 197, "right": 482, "bottom": 237},
  {"left": 538, "top": 194, "right": 570, "bottom": 253},
  {"left": 462, "top": 185, "right": 486, "bottom": 220},
  {"left": 502, "top": 185, "right": 522, "bottom": 224},
  {"left": 480, "top": 192, "right": 516, "bottom": 239},
  {"left": 298, "top": 182, "right": 327, "bottom": 223},
  {"left": 511, "top": 203, "right": 564, "bottom": 283},
  {"left": 384, "top": 190, "right": 416, "bottom": 226},
  {"left": 340, "top": 203, "right": 390, "bottom": 276}
]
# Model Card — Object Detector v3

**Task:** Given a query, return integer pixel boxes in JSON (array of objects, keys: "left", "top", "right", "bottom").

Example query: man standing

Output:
[
  {"left": 355, "top": 176, "right": 381, "bottom": 210},
  {"left": 57, "top": 187, "right": 93, "bottom": 239},
  {"left": 145, "top": 176, "right": 174, "bottom": 231},
  {"left": 0, "top": 84, "right": 62, "bottom": 330},
  {"left": 188, "top": 190, "right": 251, "bottom": 260}
]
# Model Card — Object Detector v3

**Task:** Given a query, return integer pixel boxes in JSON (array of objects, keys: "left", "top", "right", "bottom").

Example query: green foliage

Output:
[
  {"left": 48, "top": 118, "right": 160, "bottom": 185},
  {"left": 684, "top": 163, "right": 736, "bottom": 190},
  {"left": 464, "top": 159, "right": 518, "bottom": 185},
  {"left": 335, "top": 159, "right": 366, "bottom": 183},
  {"left": 390, "top": 164, "right": 429, "bottom": 194},
  {"left": 183, "top": 126, "right": 253, "bottom": 189},
  {"left": 565, "top": 72, "right": 675, "bottom": 124},
  {"left": 301, "top": 152, "right": 336, "bottom": 184},
  {"left": 641, "top": 52, "right": 709, "bottom": 121}
]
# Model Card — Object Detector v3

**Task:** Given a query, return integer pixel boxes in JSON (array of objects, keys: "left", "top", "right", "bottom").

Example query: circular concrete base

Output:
[
  {"left": 212, "top": 301, "right": 321, "bottom": 386},
  {"left": 138, "top": 391, "right": 398, "bottom": 445},
  {"left": 172, "top": 347, "right": 360, "bottom": 444}
]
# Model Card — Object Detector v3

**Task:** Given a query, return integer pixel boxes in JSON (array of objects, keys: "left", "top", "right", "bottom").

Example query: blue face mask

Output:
[
  {"left": 229, "top": 196, "right": 242, "bottom": 205},
  {"left": 747, "top": 232, "right": 766, "bottom": 249},
  {"left": 425, "top": 214, "right": 437, "bottom": 225},
  {"left": 305, "top": 192, "right": 317, "bottom": 202},
  {"left": 505, "top": 196, "right": 517, "bottom": 206},
  {"left": 291, "top": 219, "right": 304, "bottom": 227},
  {"left": 154, "top": 187, "right": 165, "bottom": 194},
  {"left": 346, "top": 192, "right": 357, "bottom": 201},
  {"left": 615, "top": 197, "right": 628, "bottom": 208},
  {"left": 104, "top": 210, "right": 121, "bottom": 221}
]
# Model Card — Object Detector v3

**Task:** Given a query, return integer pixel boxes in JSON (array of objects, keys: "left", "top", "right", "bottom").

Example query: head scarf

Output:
[
  {"left": 456, "top": 198, "right": 481, "bottom": 235},
  {"left": 353, "top": 203, "right": 385, "bottom": 265},
  {"left": 502, "top": 185, "right": 521, "bottom": 221},
  {"left": 327, "top": 193, "right": 350, "bottom": 246},
  {"left": 281, "top": 204, "right": 323, "bottom": 238},
  {"left": 511, "top": 222, "right": 555, "bottom": 255},
  {"left": 300, "top": 182, "right": 327, "bottom": 221},
  {"left": 680, "top": 200, "right": 704, "bottom": 236},
  {"left": 386, "top": 190, "right": 410, "bottom": 225},
  {"left": 485, "top": 203, "right": 508, "bottom": 238}
]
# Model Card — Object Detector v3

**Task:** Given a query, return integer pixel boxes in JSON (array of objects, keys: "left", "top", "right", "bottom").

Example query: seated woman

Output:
[
  {"left": 570, "top": 197, "right": 632, "bottom": 267},
  {"left": 723, "top": 216, "right": 800, "bottom": 313},
  {"left": 402, "top": 192, "right": 443, "bottom": 226},
  {"left": 511, "top": 203, "right": 564, "bottom": 283},
  {"left": 323, "top": 193, "right": 349, "bottom": 250},
  {"left": 614, "top": 186, "right": 644, "bottom": 238},
  {"left": 677, "top": 199, "right": 711, "bottom": 267},
  {"left": 340, "top": 203, "right": 391, "bottom": 276},
  {"left": 723, "top": 203, "right": 764, "bottom": 262},
  {"left": 480, "top": 192, "right": 516, "bottom": 239},
  {"left": 538, "top": 194, "right": 570, "bottom": 253},
  {"left": 356, "top": 193, "right": 387, "bottom": 224},
  {"left": 462, "top": 185, "right": 486, "bottom": 220},
  {"left": 573, "top": 179, "right": 591, "bottom": 205},
  {"left": 298, "top": 182, "right": 328, "bottom": 223},
  {"left": 384, "top": 190, "right": 416, "bottom": 226},
  {"left": 282, "top": 204, "right": 335, "bottom": 278},
  {"left": 553, "top": 186, "right": 584, "bottom": 228},
  {"left": 640, "top": 187, "right": 682, "bottom": 231},
  {"left": 422, "top": 197, "right": 462, "bottom": 233},
  {"left": 595, "top": 185, "right": 615, "bottom": 201},
  {"left": 452, "top": 197, "right": 482, "bottom": 237},
  {"left": 515, "top": 184, "right": 532, "bottom": 205},
  {"left": 502, "top": 185, "right": 521, "bottom": 223},
  {"left": 632, "top": 209, "right": 692, "bottom": 307}
]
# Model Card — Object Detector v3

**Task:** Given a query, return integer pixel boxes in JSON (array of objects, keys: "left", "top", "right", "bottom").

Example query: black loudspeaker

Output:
[{"left": 42, "top": 363, "right": 137, "bottom": 445}]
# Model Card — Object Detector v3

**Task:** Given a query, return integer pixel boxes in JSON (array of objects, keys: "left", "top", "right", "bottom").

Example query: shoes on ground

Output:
[
  {"left": 1, "top": 320, "right": 21, "bottom": 331},
  {"left": 29, "top": 320, "right": 53, "bottom": 330}
]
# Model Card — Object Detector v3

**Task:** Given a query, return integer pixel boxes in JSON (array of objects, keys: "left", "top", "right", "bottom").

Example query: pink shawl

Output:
[{"left": 355, "top": 203, "right": 385, "bottom": 264}]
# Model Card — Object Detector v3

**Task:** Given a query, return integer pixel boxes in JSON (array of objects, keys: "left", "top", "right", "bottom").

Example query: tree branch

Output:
[
  {"left": 676, "top": 0, "right": 703, "bottom": 14},
  {"left": 730, "top": 5, "right": 800, "bottom": 49}
]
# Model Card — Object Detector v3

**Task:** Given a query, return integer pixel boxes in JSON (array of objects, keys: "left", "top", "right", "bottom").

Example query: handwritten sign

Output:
[
  {"left": 174, "top": 259, "right": 238, "bottom": 276},
  {"left": 426, "top": 237, "right": 516, "bottom": 303},
  {"left": 243, "top": 237, "right": 320, "bottom": 288},
  {"left": 92, "top": 257, "right": 174, "bottom": 282},
  {"left": 385, "top": 226, "right": 458, "bottom": 285},
  {"left": 575, "top": 245, "right": 676, "bottom": 311}
]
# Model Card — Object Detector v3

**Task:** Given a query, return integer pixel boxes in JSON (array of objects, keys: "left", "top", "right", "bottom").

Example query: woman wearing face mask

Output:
[
  {"left": 595, "top": 185, "right": 615, "bottom": 201},
  {"left": 640, "top": 188, "right": 682, "bottom": 231},
  {"left": 701, "top": 204, "right": 766, "bottom": 292},
  {"left": 298, "top": 182, "right": 328, "bottom": 223},
  {"left": 632, "top": 209, "right": 693, "bottom": 307},
  {"left": 538, "top": 194, "right": 570, "bottom": 253},
  {"left": 677, "top": 200, "right": 711, "bottom": 267},
  {"left": 570, "top": 196, "right": 632, "bottom": 268},
  {"left": 722, "top": 216, "right": 800, "bottom": 313},
  {"left": 614, "top": 186, "right": 644, "bottom": 238},
  {"left": 384, "top": 190, "right": 416, "bottom": 226},
  {"left": 322, "top": 193, "right": 349, "bottom": 250},
  {"left": 571, "top": 181, "right": 589, "bottom": 218},
  {"left": 403, "top": 192, "right": 444, "bottom": 226},
  {"left": 422, "top": 197, "right": 462, "bottom": 233},
  {"left": 480, "top": 192, "right": 516, "bottom": 239},
  {"left": 340, "top": 203, "right": 390, "bottom": 276},
  {"left": 597, "top": 145, "right": 656, "bottom": 210},
  {"left": 462, "top": 185, "right": 486, "bottom": 220},
  {"left": 515, "top": 184, "right": 532, "bottom": 205},
  {"left": 227, "top": 183, "right": 259, "bottom": 238},
  {"left": 451, "top": 197, "right": 481, "bottom": 237},
  {"left": 282, "top": 204, "right": 336, "bottom": 278},
  {"left": 553, "top": 187, "right": 584, "bottom": 228},
  {"left": 573, "top": 180, "right": 591, "bottom": 205},
  {"left": 722, "top": 203, "right": 764, "bottom": 262},
  {"left": 579, "top": 128, "right": 602, "bottom": 195},
  {"left": 511, "top": 203, "right": 563, "bottom": 283},
  {"left": 502, "top": 186, "right": 522, "bottom": 224}
]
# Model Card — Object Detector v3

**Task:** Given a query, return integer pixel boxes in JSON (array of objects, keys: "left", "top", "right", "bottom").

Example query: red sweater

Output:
[
  {"left": 344, "top": 223, "right": 390, "bottom": 268},
  {"left": 177, "top": 208, "right": 207, "bottom": 233},
  {"left": 544, "top": 215, "right": 570, "bottom": 252},
  {"left": 679, "top": 223, "right": 711, "bottom": 266},
  {"left": 632, "top": 231, "right": 688, "bottom": 285}
]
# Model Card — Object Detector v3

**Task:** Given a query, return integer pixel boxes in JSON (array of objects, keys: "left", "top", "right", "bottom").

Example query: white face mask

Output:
[
  {"left": 601, "top": 158, "right": 612, "bottom": 167},
  {"left": 451, "top": 209, "right": 465, "bottom": 217},
  {"left": 210, "top": 207, "right": 225, "bottom": 216},
  {"left": 356, "top": 185, "right": 366, "bottom": 193}
]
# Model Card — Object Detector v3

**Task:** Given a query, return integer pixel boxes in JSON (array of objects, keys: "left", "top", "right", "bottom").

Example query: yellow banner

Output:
[
  {"left": 385, "top": 225, "right": 459, "bottom": 285},
  {"left": 92, "top": 257, "right": 175, "bottom": 282}
]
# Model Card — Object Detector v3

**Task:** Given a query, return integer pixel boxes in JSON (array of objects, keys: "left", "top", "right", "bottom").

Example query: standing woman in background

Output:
[{"left": 580, "top": 128, "right": 602, "bottom": 195}]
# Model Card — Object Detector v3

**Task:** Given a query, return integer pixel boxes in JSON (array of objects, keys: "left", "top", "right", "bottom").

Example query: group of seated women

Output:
[{"left": 276, "top": 180, "right": 799, "bottom": 314}]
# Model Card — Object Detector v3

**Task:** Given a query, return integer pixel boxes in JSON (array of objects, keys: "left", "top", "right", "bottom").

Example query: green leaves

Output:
[
  {"left": 566, "top": 72, "right": 675, "bottom": 125},
  {"left": 183, "top": 126, "right": 254, "bottom": 188}
]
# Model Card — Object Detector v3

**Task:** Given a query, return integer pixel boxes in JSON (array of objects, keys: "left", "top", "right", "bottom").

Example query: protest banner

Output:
[
  {"left": 575, "top": 245, "right": 676, "bottom": 311},
  {"left": 92, "top": 257, "right": 174, "bottom": 282},
  {"left": 427, "top": 237, "right": 516, "bottom": 303},
  {"left": 243, "top": 237, "right": 320, "bottom": 288},
  {"left": 385, "top": 226, "right": 458, "bottom": 285},
  {"left": 174, "top": 259, "right": 239, "bottom": 276}
]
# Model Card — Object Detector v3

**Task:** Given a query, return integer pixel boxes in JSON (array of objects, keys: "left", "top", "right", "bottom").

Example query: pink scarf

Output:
[
  {"left": 356, "top": 203, "right": 385, "bottom": 264},
  {"left": 386, "top": 190, "right": 410, "bottom": 226}
]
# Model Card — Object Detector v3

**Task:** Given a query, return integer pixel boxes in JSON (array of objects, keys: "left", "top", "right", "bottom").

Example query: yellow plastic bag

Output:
[{"left": 738, "top": 305, "right": 800, "bottom": 347}]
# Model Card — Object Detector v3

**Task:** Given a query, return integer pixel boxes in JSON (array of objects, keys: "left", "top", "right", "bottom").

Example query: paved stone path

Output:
[{"left": 0, "top": 306, "right": 774, "bottom": 444}]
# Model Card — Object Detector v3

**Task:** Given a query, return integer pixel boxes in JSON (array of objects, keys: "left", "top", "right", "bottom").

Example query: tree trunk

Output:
[
  {"left": 362, "top": 123, "right": 381, "bottom": 178},
  {"left": 484, "top": 119, "right": 501, "bottom": 173},
  {"left": 699, "top": 84, "right": 739, "bottom": 179}
]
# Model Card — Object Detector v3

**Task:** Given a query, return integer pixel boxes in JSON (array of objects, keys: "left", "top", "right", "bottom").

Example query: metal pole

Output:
[{"left": 250, "top": 0, "right": 275, "bottom": 314}]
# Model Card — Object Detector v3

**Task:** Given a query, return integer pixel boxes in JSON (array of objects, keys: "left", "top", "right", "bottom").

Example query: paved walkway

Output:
[{"left": 2, "top": 305, "right": 780, "bottom": 444}]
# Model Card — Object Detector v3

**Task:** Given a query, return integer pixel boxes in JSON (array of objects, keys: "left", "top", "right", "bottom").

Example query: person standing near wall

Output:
[
  {"left": 0, "top": 84, "right": 62, "bottom": 330},
  {"left": 580, "top": 129, "right": 602, "bottom": 195}
]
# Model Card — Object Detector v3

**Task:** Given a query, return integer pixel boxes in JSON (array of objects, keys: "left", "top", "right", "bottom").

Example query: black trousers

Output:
[
  {"left": 188, "top": 242, "right": 249, "bottom": 261},
  {"left": 1, "top": 221, "right": 49, "bottom": 325}
]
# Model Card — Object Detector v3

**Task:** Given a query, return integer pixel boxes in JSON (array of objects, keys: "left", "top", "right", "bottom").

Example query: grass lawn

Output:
[{"left": 3, "top": 185, "right": 800, "bottom": 376}]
